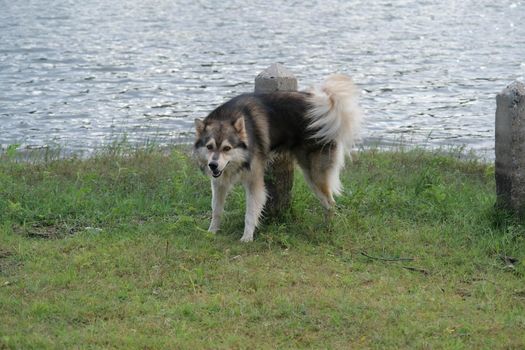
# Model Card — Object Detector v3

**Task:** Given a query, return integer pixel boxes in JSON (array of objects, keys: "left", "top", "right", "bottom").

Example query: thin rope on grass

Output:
[{"left": 360, "top": 251, "right": 430, "bottom": 275}]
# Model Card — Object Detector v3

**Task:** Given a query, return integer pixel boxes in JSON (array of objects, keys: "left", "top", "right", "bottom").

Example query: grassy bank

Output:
[{"left": 0, "top": 146, "right": 524, "bottom": 349}]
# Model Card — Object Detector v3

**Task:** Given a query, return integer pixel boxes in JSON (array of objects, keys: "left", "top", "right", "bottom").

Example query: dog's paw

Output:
[{"left": 239, "top": 234, "right": 253, "bottom": 243}]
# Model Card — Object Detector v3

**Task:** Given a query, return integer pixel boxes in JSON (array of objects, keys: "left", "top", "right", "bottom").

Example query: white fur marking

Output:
[
  {"left": 240, "top": 164, "right": 267, "bottom": 242},
  {"left": 209, "top": 179, "right": 232, "bottom": 232}
]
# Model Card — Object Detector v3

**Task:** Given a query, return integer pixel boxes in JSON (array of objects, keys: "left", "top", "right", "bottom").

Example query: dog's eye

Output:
[
  {"left": 223, "top": 146, "right": 232, "bottom": 152},
  {"left": 206, "top": 144, "right": 213, "bottom": 150}
]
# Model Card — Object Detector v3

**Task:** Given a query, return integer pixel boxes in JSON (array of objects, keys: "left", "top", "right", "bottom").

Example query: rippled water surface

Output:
[{"left": 1, "top": 0, "right": 524, "bottom": 157}]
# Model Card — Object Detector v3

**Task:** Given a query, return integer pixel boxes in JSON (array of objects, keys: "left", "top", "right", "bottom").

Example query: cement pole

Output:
[
  {"left": 495, "top": 81, "right": 525, "bottom": 216},
  {"left": 254, "top": 64, "right": 297, "bottom": 217}
]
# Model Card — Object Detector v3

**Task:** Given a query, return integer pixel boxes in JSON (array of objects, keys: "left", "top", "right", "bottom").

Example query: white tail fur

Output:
[{"left": 306, "top": 74, "right": 363, "bottom": 154}]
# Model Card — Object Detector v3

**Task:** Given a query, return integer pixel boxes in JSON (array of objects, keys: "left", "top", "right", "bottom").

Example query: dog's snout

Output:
[{"left": 208, "top": 161, "right": 219, "bottom": 171}]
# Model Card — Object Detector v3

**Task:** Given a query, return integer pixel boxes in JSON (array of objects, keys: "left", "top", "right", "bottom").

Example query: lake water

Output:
[{"left": 1, "top": 0, "right": 524, "bottom": 157}]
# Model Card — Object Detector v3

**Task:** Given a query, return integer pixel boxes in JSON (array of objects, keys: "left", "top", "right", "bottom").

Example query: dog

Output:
[{"left": 193, "top": 74, "right": 362, "bottom": 242}]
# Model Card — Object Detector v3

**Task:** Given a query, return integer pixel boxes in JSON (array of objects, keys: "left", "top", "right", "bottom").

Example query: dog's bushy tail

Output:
[{"left": 306, "top": 74, "right": 363, "bottom": 154}]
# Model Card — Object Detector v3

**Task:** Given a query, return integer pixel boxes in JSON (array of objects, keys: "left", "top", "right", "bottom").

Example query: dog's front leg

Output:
[
  {"left": 209, "top": 178, "right": 231, "bottom": 233},
  {"left": 240, "top": 176, "right": 267, "bottom": 242}
]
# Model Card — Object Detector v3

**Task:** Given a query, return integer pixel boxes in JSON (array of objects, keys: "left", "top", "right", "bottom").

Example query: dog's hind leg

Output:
[
  {"left": 301, "top": 168, "right": 338, "bottom": 228},
  {"left": 240, "top": 170, "right": 267, "bottom": 242},
  {"left": 303, "top": 170, "right": 336, "bottom": 209},
  {"left": 297, "top": 146, "right": 343, "bottom": 211},
  {"left": 209, "top": 179, "right": 232, "bottom": 233}
]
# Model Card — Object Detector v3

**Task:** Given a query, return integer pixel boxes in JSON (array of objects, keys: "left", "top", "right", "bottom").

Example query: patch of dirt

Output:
[
  {"left": 0, "top": 249, "right": 12, "bottom": 259},
  {"left": 0, "top": 249, "right": 20, "bottom": 275},
  {"left": 13, "top": 222, "right": 83, "bottom": 239},
  {"left": 513, "top": 290, "right": 525, "bottom": 299}
]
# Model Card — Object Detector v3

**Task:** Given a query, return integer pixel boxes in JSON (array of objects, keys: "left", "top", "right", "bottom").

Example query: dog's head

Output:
[{"left": 193, "top": 116, "right": 249, "bottom": 178}]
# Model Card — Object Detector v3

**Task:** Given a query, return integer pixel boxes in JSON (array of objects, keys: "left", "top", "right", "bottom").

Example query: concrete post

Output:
[
  {"left": 495, "top": 81, "right": 525, "bottom": 216},
  {"left": 254, "top": 64, "right": 297, "bottom": 217}
]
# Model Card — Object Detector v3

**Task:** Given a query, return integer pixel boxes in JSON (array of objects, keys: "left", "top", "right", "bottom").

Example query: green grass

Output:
[{"left": 1, "top": 145, "right": 524, "bottom": 349}]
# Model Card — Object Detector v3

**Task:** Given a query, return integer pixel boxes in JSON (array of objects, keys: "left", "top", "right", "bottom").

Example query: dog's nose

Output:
[{"left": 208, "top": 161, "right": 218, "bottom": 171}]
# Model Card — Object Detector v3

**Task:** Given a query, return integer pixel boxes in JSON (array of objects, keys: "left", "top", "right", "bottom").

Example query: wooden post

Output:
[
  {"left": 254, "top": 64, "right": 297, "bottom": 217},
  {"left": 495, "top": 81, "right": 525, "bottom": 216}
]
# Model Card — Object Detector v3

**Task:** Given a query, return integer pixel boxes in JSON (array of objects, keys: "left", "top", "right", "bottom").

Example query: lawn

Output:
[{"left": 1, "top": 145, "right": 524, "bottom": 349}]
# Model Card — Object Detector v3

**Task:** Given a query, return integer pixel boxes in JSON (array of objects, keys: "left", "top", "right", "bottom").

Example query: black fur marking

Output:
[
  {"left": 257, "top": 92, "right": 314, "bottom": 152},
  {"left": 194, "top": 135, "right": 212, "bottom": 149}
]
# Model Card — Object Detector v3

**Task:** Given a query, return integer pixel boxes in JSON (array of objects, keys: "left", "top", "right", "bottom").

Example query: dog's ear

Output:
[
  {"left": 233, "top": 117, "right": 248, "bottom": 143},
  {"left": 233, "top": 116, "right": 245, "bottom": 133},
  {"left": 194, "top": 118, "right": 205, "bottom": 136}
]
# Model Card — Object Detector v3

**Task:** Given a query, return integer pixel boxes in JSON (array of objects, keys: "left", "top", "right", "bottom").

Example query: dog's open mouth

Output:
[{"left": 211, "top": 162, "right": 228, "bottom": 178}]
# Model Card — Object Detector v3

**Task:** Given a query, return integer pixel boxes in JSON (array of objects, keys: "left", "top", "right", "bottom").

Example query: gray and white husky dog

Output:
[{"left": 193, "top": 75, "right": 362, "bottom": 242}]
